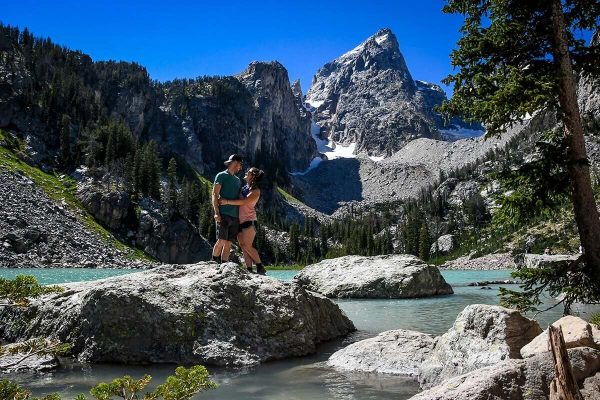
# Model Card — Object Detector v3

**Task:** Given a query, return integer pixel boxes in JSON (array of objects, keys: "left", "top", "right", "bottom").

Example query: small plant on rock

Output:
[{"left": 0, "top": 275, "right": 63, "bottom": 306}]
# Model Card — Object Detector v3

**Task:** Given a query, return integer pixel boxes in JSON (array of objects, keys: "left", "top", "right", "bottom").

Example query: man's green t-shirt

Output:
[{"left": 214, "top": 170, "right": 241, "bottom": 218}]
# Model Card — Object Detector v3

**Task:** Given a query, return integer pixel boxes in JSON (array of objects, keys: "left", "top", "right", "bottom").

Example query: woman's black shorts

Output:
[{"left": 239, "top": 220, "right": 257, "bottom": 232}]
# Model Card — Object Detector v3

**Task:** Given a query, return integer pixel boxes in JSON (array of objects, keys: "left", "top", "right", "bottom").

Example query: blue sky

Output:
[{"left": 1, "top": 1, "right": 591, "bottom": 96}]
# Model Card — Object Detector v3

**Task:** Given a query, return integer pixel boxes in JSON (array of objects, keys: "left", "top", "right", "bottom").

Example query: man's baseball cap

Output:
[{"left": 224, "top": 154, "right": 243, "bottom": 165}]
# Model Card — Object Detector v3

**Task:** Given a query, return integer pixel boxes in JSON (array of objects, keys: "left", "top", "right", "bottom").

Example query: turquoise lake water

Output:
[{"left": 1, "top": 267, "right": 587, "bottom": 400}]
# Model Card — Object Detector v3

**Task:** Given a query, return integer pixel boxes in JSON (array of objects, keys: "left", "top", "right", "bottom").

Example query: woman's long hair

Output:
[{"left": 248, "top": 167, "right": 265, "bottom": 190}]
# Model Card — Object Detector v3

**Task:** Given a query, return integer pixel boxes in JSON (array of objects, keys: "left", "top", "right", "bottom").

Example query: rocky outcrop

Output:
[
  {"left": 78, "top": 185, "right": 136, "bottom": 230},
  {"left": 0, "top": 263, "right": 355, "bottom": 367},
  {"left": 236, "top": 61, "right": 316, "bottom": 171},
  {"left": 410, "top": 347, "right": 600, "bottom": 400},
  {"left": 430, "top": 234, "right": 456, "bottom": 256},
  {"left": 418, "top": 304, "right": 542, "bottom": 389},
  {"left": 294, "top": 255, "right": 453, "bottom": 298},
  {"left": 578, "top": 30, "right": 600, "bottom": 117},
  {"left": 327, "top": 329, "right": 435, "bottom": 376},
  {"left": 0, "top": 171, "right": 147, "bottom": 268},
  {"left": 523, "top": 253, "right": 580, "bottom": 269},
  {"left": 441, "top": 252, "right": 518, "bottom": 270},
  {"left": 520, "top": 316, "right": 600, "bottom": 358},
  {"left": 134, "top": 198, "right": 213, "bottom": 264},
  {"left": 77, "top": 184, "right": 212, "bottom": 264}
]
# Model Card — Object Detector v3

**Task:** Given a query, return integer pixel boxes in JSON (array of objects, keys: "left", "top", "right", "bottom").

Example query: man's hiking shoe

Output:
[
  {"left": 246, "top": 267, "right": 254, "bottom": 273},
  {"left": 257, "top": 267, "right": 266, "bottom": 275}
]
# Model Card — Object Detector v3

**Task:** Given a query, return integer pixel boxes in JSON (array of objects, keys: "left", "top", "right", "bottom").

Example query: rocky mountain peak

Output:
[
  {"left": 305, "top": 28, "right": 442, "bottom": 157},
  {"left": 317, "top": 27, "right": 413, "bottom": 89},
  {"left": 237, "top": 61, "right": 290, "bottom": 94}
]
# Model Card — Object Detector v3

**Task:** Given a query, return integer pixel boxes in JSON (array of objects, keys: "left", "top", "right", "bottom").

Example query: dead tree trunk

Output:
[{"left": 549, "top": 325, "right": 583, "bottom": 400}]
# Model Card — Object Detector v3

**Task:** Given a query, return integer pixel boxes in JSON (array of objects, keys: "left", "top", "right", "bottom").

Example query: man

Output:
[{"left": 211, "top": 154, "right": 243, "bottom": 263}]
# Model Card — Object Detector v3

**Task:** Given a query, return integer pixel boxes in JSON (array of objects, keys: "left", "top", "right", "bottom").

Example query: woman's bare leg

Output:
[
  {"left": 237, "top": 232, "right": 253, "bottom": 269},
  {"left": 240, "top": 227, "right": 261, "bottom": 264}
]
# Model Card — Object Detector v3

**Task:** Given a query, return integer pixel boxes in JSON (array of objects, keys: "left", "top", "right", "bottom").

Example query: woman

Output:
[{"left": 220, "top": 167, "right": 266, "bottom": 274}]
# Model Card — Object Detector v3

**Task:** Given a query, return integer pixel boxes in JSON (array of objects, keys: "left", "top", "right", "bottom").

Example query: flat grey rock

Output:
[
  {"left": 0, "top": 263, "right": 355, "bottom": 367},
  {"left": 327, "top": 329, "right": 435, "bottom": 376},
  {"left": 294, "top": 255, "right": 453, "bottom": 298}
]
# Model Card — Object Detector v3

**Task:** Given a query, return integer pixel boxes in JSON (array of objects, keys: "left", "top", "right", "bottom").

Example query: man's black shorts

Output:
[{"left": 216, "top": 215, "right": 239, "bottom": 242}]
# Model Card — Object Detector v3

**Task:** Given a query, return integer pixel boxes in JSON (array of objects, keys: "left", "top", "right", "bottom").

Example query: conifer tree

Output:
[
  {"left": 289, "top": 223, "right": 300, "bottom": 260},
  {"left": 320, "top": 225, "right": 329, "bottom": 257},
  {"left": 59, "top": 114, "right": 71, "bottom": 169},
  {"left": 440, "top": 0, "right": 600, "bottom": 288},
  {"left": 418, "top": 223, "right": 430, "bottom": 261},
  {"left": 167, "top": 158, "right": 178, "bottom": 210}
]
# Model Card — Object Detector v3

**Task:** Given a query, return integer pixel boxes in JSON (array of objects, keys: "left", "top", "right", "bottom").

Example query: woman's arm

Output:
[{"left": 221, "top": 189, "right": 260, "bottom": 205}]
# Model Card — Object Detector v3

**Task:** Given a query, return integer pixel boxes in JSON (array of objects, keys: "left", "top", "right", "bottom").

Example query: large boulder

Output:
[
  {"left": 134, "top": 198, "right": 213, "bottom": 264},
  {"left": 521, "top": 315, "right": 600, "bottom": 358},
  {"left": 294, "top": 255, "right": 453, "bottom": 298},
  {"left": 0, "top": 263, "right": 355, "bottom": 367},
  {"left": 327, "top": 329, "right": 435, "bottom": 376},
  {"left": 78, "top": 186, "right": 136, "bottom": 231},
  {"left": 418, "top": 304, "right": 542, "bottom": 389},
  {"left": 410, "top": 347, "right": 600, "bottom": 400}
]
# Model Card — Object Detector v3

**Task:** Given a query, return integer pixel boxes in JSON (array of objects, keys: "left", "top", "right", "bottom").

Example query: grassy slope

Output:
[
  {"left": 0, "top": 130, "right": 152, "bottom": 261},
  {"left": 277, "top": 187, "right": 305, "bottom": 206}
]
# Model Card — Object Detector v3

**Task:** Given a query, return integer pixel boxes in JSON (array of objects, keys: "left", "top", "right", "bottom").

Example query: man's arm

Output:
[
  {"left": 221, "top": 189, "right": 260, "bottom": 206},
  {"left": 212, "top": 184, "right": 222, "bottom": 223}
]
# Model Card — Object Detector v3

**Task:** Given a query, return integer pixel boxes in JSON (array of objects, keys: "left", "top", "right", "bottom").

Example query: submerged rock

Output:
[
  {"left": 0, "top": 263, "right": 355, "bottom": 367},
  {"left": 418, "top": 304, "right": 542, "bottom": 389},
  {"left": 294, "top": 255, "right": 453, "bottom": 298},
  {"left": 410, "top": 347, "right": 600, "bottom": 400},
  {"left": 327, "top": 329, "right": 435, "bottom": 376},
  {"left": 0, "top": 341, "right": 59, "bottom": 373}
]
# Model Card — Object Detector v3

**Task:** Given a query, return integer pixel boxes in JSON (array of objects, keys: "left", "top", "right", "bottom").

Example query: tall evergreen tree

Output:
[
  {"left": 167, "top": 158, "right": 178, "bottom": 210},
  {"left": 440, "top": 0, "right": 600, "bottom": 305},
  {"left": 289, "top": 223, "right": 300, "bottom": 260},
  {"left": 418, "top": 223, "right": 430, "bottom": 261},
  {"left": 59, "top": 114, "right": 71, "bottom": 169},
  {"left": 320, "top": 225, "right": 329, "bottom": 257}
]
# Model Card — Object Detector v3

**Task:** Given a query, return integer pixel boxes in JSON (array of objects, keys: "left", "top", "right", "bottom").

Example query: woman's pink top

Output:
[{"left": 239, "top": 185, "right": 258, "bottom": 223}]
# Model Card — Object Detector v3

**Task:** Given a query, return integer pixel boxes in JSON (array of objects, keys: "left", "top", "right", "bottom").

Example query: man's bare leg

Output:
[
  {"left": 221, "top": 240, "right": 232, "bottom": 262},
  {"left": 212, "top": 239, "right": 225, "bottom": 262}
]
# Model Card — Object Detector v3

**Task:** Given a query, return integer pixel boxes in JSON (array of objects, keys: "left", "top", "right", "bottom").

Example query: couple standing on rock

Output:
[{"left": 211, "top": 154, "right": 267, "bottom": 275}]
